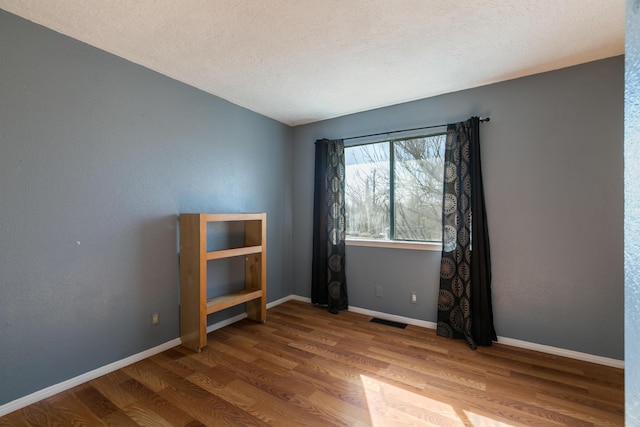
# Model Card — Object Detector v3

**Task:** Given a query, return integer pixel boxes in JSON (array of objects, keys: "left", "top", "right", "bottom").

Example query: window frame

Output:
[
  {"left": 346, "top": 238, "right": 442, "bottom": 251},
  {"left": 344, "top": 130, "right": 446, "bottom": 251}
]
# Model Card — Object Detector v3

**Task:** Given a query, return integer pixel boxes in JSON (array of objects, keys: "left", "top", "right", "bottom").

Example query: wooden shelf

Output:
[
  {"left": 179, "top": 213, "right": 266, "bottom": 352},
  {"left": 206, "top": 246, "right": 262, "bottom": 260},
  {"left": 199, "top": 213, "right": 265, "bottom": 222},
  {"left": 206, "top": 289, "right": 263, "bottom": 314}
]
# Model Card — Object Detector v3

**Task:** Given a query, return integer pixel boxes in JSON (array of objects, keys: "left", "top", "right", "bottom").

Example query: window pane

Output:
[
  {"left": 345, "top": 142, "right": 390, "bottom": 239},
  {"left": 393, "top": 135, "right": 445, "bottom": 241}
]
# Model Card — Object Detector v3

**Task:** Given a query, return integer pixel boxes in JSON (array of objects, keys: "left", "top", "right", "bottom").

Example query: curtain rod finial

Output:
[{"left": 480, "top": 117, "right": 490, "bottom": 123}]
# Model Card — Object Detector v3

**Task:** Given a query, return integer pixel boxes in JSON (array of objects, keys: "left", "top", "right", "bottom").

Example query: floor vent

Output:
[{"left": 370, "top": 317, "right": 407, "bottom": 329}]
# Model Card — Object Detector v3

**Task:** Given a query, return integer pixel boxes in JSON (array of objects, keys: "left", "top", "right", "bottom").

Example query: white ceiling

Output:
[{"left": 0, "top": 1, "right": 625, "bottom": 126}]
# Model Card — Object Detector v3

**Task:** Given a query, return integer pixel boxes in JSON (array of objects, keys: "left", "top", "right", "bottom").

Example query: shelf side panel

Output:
[
  {"left": 245, "top": 214, "right": 266, "bottom": 322},
  {"left": 179, "top": 214, "right": 207, "bottom": 351}
]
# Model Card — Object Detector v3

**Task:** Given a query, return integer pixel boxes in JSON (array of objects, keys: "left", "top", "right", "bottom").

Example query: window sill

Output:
[{"left": 346, "top": 239, "right": 442, "bottom": 252}]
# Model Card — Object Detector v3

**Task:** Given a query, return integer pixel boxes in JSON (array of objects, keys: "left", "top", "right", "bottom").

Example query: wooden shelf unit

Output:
[{"left": 179, "top": 213, "right": 266, "bottom": 352}]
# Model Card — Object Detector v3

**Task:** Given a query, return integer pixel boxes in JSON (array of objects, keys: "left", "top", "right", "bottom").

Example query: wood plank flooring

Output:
[{"left": 0, "top": 300, "right": 624, "bottom": 426}]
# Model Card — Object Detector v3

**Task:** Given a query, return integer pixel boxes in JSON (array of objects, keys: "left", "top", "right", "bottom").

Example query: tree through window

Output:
[{"left": 345, "top": 134, "right": 445, "bottom": 242}]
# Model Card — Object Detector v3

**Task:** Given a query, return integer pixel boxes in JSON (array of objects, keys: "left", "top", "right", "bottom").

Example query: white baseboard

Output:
[
  {"left": 0, "top": 338, "right": 181, "bottom": 417},
  {"left": 1, "top": 294, "right": 623, "bottom": 416},
  {"left": 495, "top": 336, "right": 624, "bottom": 369},
  {"left": 206, "top": 313, "right": 248, "bottom": 333},
  {"left": 284, "top": 294, "right": 311, "bottom": 304},
  {"left": 268, "top": 294, "right": 304, "bottom": 308},
  {"left": 204, "top": 294, "right": 298, "bottom": 334},
  {"left": 1, "top": 304, "right": 269, "bottom": 416},
  {"left": 343, "top": 301, "right": 623, "bottom": 369}
]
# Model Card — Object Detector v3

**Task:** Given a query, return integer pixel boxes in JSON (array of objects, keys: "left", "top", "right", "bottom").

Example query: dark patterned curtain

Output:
[
  {"left": 437, "top": 117, "right": 496, "bottom": 349},
  {"left": 312, "top": 139, "right": 348, "bottom": 314}
]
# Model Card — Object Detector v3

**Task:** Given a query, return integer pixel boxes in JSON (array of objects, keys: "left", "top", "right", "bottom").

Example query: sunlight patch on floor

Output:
[{"left": 360, "top": 375, "right": 513, "bottom": 426}]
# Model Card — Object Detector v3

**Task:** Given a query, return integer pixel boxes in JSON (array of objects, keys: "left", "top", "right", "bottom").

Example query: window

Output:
[{"left": 345, "top": 133, "right": 445, "bottom": 243}]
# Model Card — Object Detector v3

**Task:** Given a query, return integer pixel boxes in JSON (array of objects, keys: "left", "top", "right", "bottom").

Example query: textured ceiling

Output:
[{"left": 0, "top": 1, "right": 625, "bottom": 126}]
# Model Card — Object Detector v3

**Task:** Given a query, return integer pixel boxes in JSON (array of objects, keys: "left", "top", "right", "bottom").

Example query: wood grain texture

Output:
[
  {"left": 178, "top": 213, "right": 207, "bottom": 352},
  {"left": 180, "top": 213, "right": 266, "bottom": 351},
  {"left": 0, "top": 300, "right": 624, "bottom": 426}
]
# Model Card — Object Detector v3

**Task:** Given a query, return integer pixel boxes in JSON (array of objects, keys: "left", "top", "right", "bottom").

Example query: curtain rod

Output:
[{"left": 342, "top": 117, "right": 490, "bottom": 141}]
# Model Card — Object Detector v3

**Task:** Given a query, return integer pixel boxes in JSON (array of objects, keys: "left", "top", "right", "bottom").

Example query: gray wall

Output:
[
  {"left": 625, "top": 0, "right": 640, "bottom": 422},
  {"left": 293, "top": 56, "right": 624, "bottom": 360},
  {"left": 0, "top": 11, "right": 292, "bottom": 405}
]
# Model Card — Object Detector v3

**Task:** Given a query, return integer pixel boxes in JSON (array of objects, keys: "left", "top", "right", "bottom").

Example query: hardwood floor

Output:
[{"left": 0, "top": 300, "right": 624, "bottom": 426}]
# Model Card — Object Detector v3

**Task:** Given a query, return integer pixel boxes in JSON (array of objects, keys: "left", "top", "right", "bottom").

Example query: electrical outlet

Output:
[
  {"left": 151, "top": 312, "right": 159, "bottom": 326},
  {"left": 411, "top": 293, "right": 417, "bottom": 304},
  {"left": 375, "top": 286, "right": 383, "bottom": 298}
]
